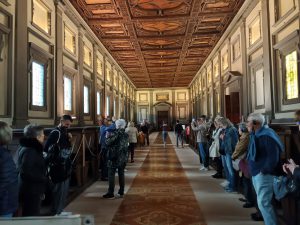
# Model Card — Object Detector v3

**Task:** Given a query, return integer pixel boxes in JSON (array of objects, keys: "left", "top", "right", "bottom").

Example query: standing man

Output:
[
  {"left": 175, "top": 120, "right": 184, "bottom": 148},
  {"left": 44, "top": 115, "right": 73, "bottom": 216},
  {"left": 247, "top": 113, "right": 284, "bottom": 225},
  {"left": 140, "top": 119, "right": 149, "bottom": 146},
  {"left": 98, "top": 118, "right": 108, "bottom": 181},
  {"left": 191, "top": 115, "right": 210, "bottom": 171},
  {"left": 103, "top": 119, "right": 129, "bottom": 199}
]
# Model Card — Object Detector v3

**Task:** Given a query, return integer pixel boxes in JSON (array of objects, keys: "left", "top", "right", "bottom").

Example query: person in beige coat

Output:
[{"left": 125, "top": 122, "right": 138, "bottom": 163}]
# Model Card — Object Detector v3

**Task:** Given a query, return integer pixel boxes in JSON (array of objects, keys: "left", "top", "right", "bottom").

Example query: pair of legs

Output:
[
  {"left": 128, "top": 143, "right": 135, "bottom": 162},
  {"left": 107, "top": 164, "right": 125, "bottom": 196},
  {"left": 143, "top": 132, "right": 149, "bottom": 146},
  {"left": 162, "top": 131, "right": 168, "bottom": 147},
  {"left": 100, "top": 147, "right": 108, "bottom": 180},
  {"left": 222, "top": 153, "right": 236, "bottom": 191},
  {"left": 198, "top": 142, "right": 209, "bottom": 168},
  {"left": 252, "top": 173, "right": 277, "bottom": 225},
  {"left": 51, "top": 179, "right": 70, "bottom": 215},
  {"left": 176, "top": 133, "right": 183, "bottom": 147}
]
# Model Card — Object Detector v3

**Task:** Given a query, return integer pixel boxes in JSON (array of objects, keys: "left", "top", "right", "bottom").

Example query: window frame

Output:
[
  {"left": 274, "top": 30, "right": 300, "bottom": 106},
  {"left": 28, "top": 42, "right": 53, "bottom": 111},
  {"left": 83, "top": 80, "right": 91, "bottom": 116},
  {"left": 62, "top": 66, "right": 77, "bottom": 115},
  {"left": 96, "top": 90, "right": 102, "bottom": 116},
  {"left": 63, "top": 23, "right": 76, "bottom": 55},
  {"left": 274, "top": 0, "right": 296, "bottom": 23},
  {"left": 31, "top": 0, "right": 52, "bottom": 36}
]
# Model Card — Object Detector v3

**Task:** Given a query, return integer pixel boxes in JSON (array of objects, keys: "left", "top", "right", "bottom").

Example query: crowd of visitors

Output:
[{"left": 0, "top": 110, "right": 299, "bottom": 225}]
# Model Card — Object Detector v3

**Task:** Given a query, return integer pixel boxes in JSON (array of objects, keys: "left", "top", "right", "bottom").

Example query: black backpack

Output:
[{"left": 47, "top": 130, "right": 72, "bottom": 183}]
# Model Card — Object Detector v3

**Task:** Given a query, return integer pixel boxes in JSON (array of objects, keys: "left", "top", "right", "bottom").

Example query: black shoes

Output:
[
  {"left": 251, "top": 212, "right": 264, "bottom": 221},
  {"left": 212, "top": 173, "right": 223, "bottom": 179},
  {"left": 102, "top": 193, "right": 115, "bottom": 199},
  {"left": 243, "top": 202, "right": 254, "bottom": 208},
  {"left": 239, "top": 198, "right": 247, "bottom": 202}
]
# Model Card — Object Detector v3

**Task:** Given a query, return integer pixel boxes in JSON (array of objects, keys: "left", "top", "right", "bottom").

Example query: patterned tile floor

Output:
[
  {"left": 110, "top": 133, "right": 206, "bottom": 225},
  {"left": 66, "top": 132, "right": 263, "bottom": 225}
]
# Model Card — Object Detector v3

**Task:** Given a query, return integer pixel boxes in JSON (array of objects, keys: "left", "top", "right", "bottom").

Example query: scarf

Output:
[{"left": 247, "top": 125, "right": 284, "bottom": 161}]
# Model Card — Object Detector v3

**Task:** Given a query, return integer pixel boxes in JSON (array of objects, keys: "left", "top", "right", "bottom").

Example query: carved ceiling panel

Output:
[{"left": 71, "top": 0, "right": 245, "bottom": 88}]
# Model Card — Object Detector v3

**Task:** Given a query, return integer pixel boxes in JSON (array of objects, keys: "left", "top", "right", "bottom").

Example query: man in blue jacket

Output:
[
  {"left": 247, "top": 113, "right": 284, "bottom": 225},
  {"left": 98, "top": 118, "right": 108, "bottom": 181}
]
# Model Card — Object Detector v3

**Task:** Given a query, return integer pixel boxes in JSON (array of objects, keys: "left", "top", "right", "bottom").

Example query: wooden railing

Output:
[{"left": 9, "top": 126, "right": 100, "bottom": 210}]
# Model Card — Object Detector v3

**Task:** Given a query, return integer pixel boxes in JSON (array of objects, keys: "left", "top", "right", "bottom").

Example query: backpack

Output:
[{"left": 47, "top": 130, "right": 72, "bottom": 183}]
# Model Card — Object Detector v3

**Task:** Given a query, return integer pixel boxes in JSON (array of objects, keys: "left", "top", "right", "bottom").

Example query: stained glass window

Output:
[
  {"left": 285, "top": 51, "right": 298, "bottom": 99},
  {"left": 97, "top": 91, "right": 101, "bottom": 115},
  {"left": 106, "top": 96, "right": 110, "bottom": 116},
  {"left": 84, "top": 85, "right": 89, "bottom": 114},
  {"left": 32, "top": 61, "right": 45, "bottom": 107},
  {"left": 64, "top": 76, "right": 72, "bottom": 111}
]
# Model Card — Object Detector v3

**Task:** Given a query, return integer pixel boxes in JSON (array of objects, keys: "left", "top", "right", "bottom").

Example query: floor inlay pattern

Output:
[{"left": 110, "top": 134, "right": 206, "bottom": 225}]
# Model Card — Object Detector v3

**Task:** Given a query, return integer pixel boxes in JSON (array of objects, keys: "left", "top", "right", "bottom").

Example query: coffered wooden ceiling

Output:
[{"left": 70, "top": 0, "right": 245, "bottom": 88}]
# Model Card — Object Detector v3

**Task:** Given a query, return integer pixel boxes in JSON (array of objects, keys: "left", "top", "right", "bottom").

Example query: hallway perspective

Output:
[{"left": 66, "top": 132, "right": 263, "bottom": 225}]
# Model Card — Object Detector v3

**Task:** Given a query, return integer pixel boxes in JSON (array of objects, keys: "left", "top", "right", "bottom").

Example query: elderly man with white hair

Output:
[
  {"left": 246, "top": 113, "right": 284, "bottom": 225},
  {"left": 103, "top": 119, "right": 129, "bottom": 199}
]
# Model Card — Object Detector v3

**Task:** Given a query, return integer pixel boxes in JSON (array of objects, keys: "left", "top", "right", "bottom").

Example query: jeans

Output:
[
  {"left": 221, "top": 155, "right": 229, "bottom": 181},
  {"left": 162, "top": 131, "right": 167, "bottom": 144},
  {"left": 252, "top": 173, "right": 277, "bottom": 225},
  {"left": 198, "top": 142, "right": 209, "bottom": 168},
  {"left": 224, "top": 153, "right": 236, "bottom": 191},
  {"left": 52, "top": 178, "right": 70, "bottom": 215},
  {"left": 108, "top": 164, "right": 125, "bottom": 195},
  {"left": 100, "top": 147, "right": 108, "bottom": 179},
  {"left": 176, "top": 133, "right": 183, "bottom": 147}
]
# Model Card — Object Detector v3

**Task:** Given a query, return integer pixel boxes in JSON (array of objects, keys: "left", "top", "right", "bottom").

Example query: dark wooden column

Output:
[
  {"left": 261, "top": 0, "right": 274, "bottom": 117},
  {"left": 77, "top": 28, "right": 84, "bottom": 125},
  {"left": 13, "top": 0, "right": 28, "bottom": 128}
]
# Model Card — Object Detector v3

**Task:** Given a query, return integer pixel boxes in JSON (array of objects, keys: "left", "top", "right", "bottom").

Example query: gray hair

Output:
[
  {"left": 23, "top": 124, "right": 44, "bottom": 138},
  {"left": 0, "top": 121, "right": 12, "bottom": 146},
  {"left": 218, "top": 117, "right": 233, "bottom": 127},
  {"left": 247, "top": 113, "right": 265, "bottom": 125},
  {"left": 115, "top": 119, "right": 126, "bottom": 129}
]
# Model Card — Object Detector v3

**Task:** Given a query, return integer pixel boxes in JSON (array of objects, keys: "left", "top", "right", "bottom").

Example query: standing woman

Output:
[
  {"left": 18, "top": 124, "right": 47, "bottom": 216},
  {"left": 125, "top": 121, "right": 138, "bottom": 163},
  {"left": 162, "top": 121, "right": 168, "bottom": 148},
  {"left": 0, "top": 121, "right": 18, "bottom": 218}
]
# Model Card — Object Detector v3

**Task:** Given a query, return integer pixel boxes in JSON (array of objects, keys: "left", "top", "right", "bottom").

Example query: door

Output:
[
  {"left": 225, "top": 92, "right": 240, "bottom": 124},
  {"left": 157, "top": 111, "right": 169, "bottom": 130}
]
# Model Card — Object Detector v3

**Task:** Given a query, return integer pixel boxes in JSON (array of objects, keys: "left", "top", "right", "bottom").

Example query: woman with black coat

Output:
[
  {"left": 0, "top": 121, "right": 18, "bottom": 217},
  {"left": 18, "top": 124, "right": 47, "bottom": 216}
]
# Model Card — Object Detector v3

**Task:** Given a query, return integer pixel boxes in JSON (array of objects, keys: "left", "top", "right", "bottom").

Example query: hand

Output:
[
  {"left": 283, "top": 159, "right": 299, "bottom": 175},
  {"left": 68, "top": 133, "right": 72, "bottom": 139},
  {"left": 220, "top": 133, "right": 225, "bottom": 140}
]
